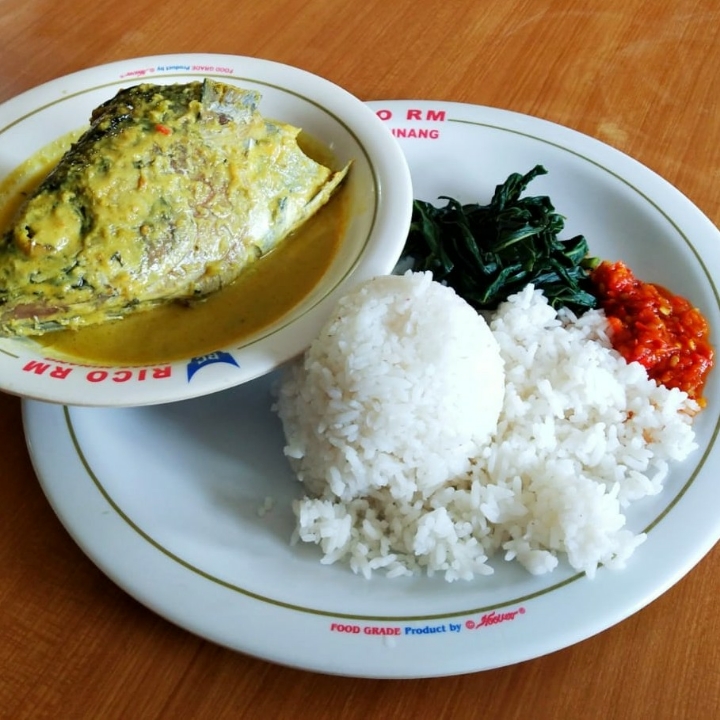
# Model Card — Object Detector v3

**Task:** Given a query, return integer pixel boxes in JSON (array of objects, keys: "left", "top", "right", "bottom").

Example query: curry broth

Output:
[{"left": 0, "top": 130, "right": 347, "bottom": 365}]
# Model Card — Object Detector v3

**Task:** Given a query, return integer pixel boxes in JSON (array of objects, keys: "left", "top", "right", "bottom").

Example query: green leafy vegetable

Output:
[{"left": 400, "top": 165, "right": 599, "bottom": 313}]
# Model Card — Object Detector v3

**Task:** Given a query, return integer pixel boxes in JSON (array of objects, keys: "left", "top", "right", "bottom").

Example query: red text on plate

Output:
[
  {"left": 21, "top": 360, "right": 172, "bottom": 383},
  {"left": 375, "top": 108, "right": 446, "bottom": 122}
]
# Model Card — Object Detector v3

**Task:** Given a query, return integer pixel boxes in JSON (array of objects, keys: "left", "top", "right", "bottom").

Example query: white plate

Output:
[
  {"left": 0, "top": 54, "right": 411, "bottom": 407},
  {"left": 23, "top": 101, "right": 720, "bottom": 678}
]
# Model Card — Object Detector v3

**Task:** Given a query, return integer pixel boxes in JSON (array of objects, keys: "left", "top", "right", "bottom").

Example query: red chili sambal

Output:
[{"left": 590, "top": 260, "right": 714, "bottom": 405}]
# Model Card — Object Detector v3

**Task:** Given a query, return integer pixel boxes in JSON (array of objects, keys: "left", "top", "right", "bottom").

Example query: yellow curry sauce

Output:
[{"left": 0, "top": 131, "right": 347, "bottom": 364}]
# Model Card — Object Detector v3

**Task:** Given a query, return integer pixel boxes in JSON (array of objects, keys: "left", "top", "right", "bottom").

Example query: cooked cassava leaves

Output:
[{"left": 400, "top": 165, "right": 599, "bottom": 314}]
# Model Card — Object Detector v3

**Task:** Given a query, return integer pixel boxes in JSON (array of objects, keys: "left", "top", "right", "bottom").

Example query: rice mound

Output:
[
  {"left": 275, "top": 271, "right": 505, "bottom": 504},
  {"left": 275, "top": 277, "right": 699, "bottom": 582}
]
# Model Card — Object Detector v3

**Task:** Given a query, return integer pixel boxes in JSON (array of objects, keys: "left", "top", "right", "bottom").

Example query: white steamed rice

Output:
[{"left": 274, "top": 272, "right": 699, "bottom": 582}]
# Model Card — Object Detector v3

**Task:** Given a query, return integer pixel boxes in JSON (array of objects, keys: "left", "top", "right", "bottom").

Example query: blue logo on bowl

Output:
[{"left": 187, "top": 351, "right": 239, "bottom": 381}]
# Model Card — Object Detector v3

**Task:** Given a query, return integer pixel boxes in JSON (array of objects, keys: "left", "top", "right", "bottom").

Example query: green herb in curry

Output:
[{"left": 400, "top": 165, "right": 599, "bottom": 314}]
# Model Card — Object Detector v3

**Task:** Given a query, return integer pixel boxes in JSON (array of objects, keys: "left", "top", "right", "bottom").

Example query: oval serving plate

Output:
[
  {"left": 23, "top": 100, "right": 720, "bottom": 678},
  {"left": 0, "top": 54, "right": 412, "bottom": 407}
]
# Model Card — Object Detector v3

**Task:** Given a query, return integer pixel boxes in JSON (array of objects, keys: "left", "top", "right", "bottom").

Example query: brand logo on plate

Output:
[{"left": 327, "top": 607, "right": 527, "bottom": 640}]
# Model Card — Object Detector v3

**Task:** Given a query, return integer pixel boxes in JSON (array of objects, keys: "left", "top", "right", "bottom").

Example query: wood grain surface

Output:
[{"left": 0, "top": 0, "right": 718, "bottom": 718}]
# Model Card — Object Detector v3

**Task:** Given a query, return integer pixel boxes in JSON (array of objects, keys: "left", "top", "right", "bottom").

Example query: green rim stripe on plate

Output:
[
  {"left": 55, "top": 104, "right": 720, "bottom": 623},
  {"left": 63, "top": 392, "right": 714, "bottom": 621},
  {"left": 25, "top": 92, "right": 720, "bottom": 621}
]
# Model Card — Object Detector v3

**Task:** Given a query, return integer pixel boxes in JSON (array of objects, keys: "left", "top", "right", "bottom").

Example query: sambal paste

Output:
[{"left": 591, "top": 260, "right": 714, "bottom": 405}]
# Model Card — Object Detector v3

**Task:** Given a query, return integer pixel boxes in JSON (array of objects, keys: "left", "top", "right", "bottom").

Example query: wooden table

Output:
[{"left": 1, "top": 0, "right": 719, "bottom": 717}]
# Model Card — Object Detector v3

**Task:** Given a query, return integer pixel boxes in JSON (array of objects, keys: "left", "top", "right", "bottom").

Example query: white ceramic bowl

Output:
[{"left": 0, "top": 54, "right": 413, "bottom": 406}]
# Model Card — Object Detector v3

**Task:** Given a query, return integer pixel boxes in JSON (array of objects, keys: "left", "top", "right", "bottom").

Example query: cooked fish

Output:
[{"left": 0, "top": 79, "right": 350, "bottom": 336}]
